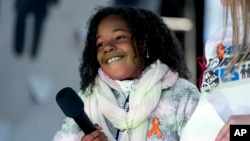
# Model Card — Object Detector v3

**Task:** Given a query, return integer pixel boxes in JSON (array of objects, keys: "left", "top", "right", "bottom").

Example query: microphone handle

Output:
[{"left": 74, "top": 111, "right": 97, "bottom": 135}]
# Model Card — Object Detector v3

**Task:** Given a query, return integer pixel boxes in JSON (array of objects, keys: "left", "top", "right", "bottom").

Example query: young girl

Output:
[{"left": 53, "top": 6, "right": 200, "bottom": 141}]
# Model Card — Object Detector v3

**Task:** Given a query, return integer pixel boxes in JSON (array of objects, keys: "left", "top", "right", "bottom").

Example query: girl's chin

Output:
[
  {"left": 108, "top": 73, "right": 136, "bottom": 80},
  {"left": 110, "top": 75, "right": 131, "bottom": 80},
  {"left": 102, "top": 68, "right": 141, "bottom": 80}
]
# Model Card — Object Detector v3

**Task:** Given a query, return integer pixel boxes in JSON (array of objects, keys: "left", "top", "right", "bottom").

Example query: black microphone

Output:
[{"left": 56, "top": 87, "right": 96, "bottom": 135}]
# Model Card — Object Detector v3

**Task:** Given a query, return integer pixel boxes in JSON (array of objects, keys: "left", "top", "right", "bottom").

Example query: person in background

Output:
[
  {"left": 13, "top": 0, "right": 58, "bottom": 59},
  {"left": 53, "top": 6, "right": 200, "bottom": 141},
  {"left": 213, "top": 0, "right": 250, "bottom": 140},
  {"left": 182, "top": 0, "right": 250, "bottom": 141}
]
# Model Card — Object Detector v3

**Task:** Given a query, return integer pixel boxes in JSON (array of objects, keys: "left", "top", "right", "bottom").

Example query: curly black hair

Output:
[{"left": 79, "top": 6, "right": 191, "bottom": 92}]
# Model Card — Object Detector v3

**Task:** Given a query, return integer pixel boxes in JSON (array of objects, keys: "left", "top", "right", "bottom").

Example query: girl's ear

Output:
[
  {"left": 143, "top": 38, "right": 147, "bottom": 48},
  {"left": 142, "top": 39, "right": 148, "bottom": 53},
  {"left": 142, "top": 39, "right": 149, "bottom": 59}
]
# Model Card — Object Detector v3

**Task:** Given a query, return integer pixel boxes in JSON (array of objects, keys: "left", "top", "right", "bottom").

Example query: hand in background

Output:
[
  {"left": 215, "top": 114, "right": 250, "bottom": 141},
  {"left": 81, "top": 124, "right": 107, "bottom": 141}
]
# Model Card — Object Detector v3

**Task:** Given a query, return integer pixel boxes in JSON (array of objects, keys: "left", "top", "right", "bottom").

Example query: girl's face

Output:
[{"left": 96, "top": 15, "right": 144, "bottom": 80}]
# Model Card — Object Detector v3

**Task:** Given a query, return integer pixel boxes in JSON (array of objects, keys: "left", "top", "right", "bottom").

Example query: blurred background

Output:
[{"left": 0, "top": 0, "right": 223, "bottom": 140}]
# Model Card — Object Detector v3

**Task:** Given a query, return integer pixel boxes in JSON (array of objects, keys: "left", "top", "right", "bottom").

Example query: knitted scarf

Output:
[{"left": 83, "top": 60, "right": 178, "bottom": 141}]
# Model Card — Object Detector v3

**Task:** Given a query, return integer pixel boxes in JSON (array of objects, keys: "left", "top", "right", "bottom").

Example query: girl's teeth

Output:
[{"left": 107, "top": 57, "right": 121, "bottom": 64}]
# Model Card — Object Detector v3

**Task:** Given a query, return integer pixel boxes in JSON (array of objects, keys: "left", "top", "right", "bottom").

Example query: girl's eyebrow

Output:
[{"left": 113, "top": 28, "right": 129, "bottom": 32}]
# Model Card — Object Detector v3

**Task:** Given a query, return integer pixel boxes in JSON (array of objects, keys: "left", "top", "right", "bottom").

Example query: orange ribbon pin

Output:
[
  {"left": 216, "top": 43, "right": 225, "bottom": 59},
  {"left": 147, "top": 116, "right": 162, "bottom": 138}
]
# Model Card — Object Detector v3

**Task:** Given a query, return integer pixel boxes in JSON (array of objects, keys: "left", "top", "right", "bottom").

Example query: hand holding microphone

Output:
[
  {"left": 56, "top": 87, "right": 107, "bottom": 141},
  {"left": 56, "top": 87, "right": 97, "bottom": 134}
]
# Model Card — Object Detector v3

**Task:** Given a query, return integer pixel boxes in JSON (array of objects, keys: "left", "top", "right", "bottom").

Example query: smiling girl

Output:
[{"left": 53, "top": 6, "right": 200, "bottom": 141}]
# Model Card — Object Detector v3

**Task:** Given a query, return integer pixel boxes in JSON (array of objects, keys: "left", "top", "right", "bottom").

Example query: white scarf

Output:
[{"left": 83, "top": 60, "right": 178, "bottom": 141}]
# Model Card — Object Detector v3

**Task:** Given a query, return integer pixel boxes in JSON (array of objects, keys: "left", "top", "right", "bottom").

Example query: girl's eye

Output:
[
  {"left": 96, "top": 43, "right": 104, "bottom": 48},
  {"left": 116, "top": 35, "right": 126, "bottom": 40}
]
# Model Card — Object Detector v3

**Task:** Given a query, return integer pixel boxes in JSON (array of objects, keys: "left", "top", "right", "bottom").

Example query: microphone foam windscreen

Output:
[{"left": 56, "top": 87, "right": 84, "bottom": 118}]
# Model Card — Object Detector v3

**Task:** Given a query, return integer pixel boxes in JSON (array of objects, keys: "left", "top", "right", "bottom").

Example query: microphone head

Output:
[{"left": 56, "top": 87, "right": 84, "bottom": 118}]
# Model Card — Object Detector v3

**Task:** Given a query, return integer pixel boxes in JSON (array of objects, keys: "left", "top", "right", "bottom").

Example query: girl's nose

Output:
[{"left": 103, "top": 43, "right": 116, "bottom": 53}]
